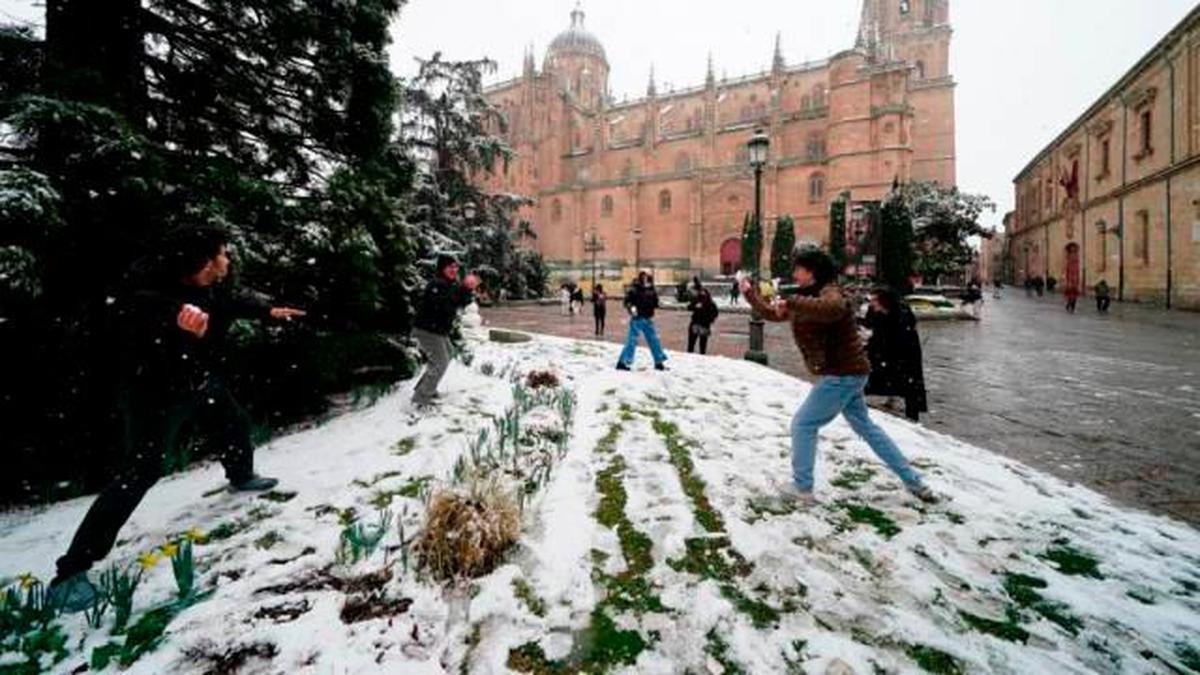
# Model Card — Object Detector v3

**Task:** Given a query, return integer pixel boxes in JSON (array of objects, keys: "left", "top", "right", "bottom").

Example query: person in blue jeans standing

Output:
[
  {"left": 741, "top": 248, "right": 936, "bottom": 506},
  {"left": 616, "top": 271, "right": 668, "bottom": 371}
]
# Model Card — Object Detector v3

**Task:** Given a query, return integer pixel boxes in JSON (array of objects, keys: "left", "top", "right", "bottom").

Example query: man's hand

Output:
[
  {"left": 463, "top": 273, "right": 481, "bottom": 291},
  {"left": 177, "top": 304, "right": 209, "bottom": 338},
  {"left": 269, "top": 307, "right": 307, "bottom": 321}
]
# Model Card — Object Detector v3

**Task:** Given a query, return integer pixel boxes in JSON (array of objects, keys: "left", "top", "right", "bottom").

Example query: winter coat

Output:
[
  {"left": 592, "top": 291, "right": 608, "bottom": 316},
  {"left": 624, "top": 284, "right": 660, "bottom": 319},
  {"left": 687, "top": 298, "right": 719, "bottom": 328},
  {"left": 116, "top": 280, "right": 271, "bottom": 399},
  {"left": 862, "top": 306, "right": 928, "bottom": 413},
  {"left": 745, "top": 284, "right": 870, "bottom": 376},
  {"left": 1094, "top": 281, "right": 1111, "bottom": 299},
  {"left": 414, "top": 276, "right": 474, "bottom": 335}
]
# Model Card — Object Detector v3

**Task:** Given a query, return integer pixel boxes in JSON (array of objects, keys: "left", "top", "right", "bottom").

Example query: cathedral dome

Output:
[{"left": 546, "top": 5, "right": 607, "bottom": 65}]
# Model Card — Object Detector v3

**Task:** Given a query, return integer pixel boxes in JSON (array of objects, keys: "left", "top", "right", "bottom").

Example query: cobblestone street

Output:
[{"left": 482, "top": 293, "right": 1200, "bottom": 525}]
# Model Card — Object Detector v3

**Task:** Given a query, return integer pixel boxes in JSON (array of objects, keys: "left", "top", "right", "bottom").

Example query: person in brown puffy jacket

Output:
[{"left": 741, "top": 247, "right": 936, "bottom": 506}]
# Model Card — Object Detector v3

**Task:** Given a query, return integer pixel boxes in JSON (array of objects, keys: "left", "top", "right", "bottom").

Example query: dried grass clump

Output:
[
  {"left": 525, "top": 370, "right": 560, "bottom": 390},
  {"left": 414, "top": 481, "right": 521, "bottom": 580}
]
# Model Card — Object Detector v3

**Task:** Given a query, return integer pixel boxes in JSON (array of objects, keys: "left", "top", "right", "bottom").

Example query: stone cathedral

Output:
[{"left": 478, "top": 0, "right": 956, "bottom": 281}]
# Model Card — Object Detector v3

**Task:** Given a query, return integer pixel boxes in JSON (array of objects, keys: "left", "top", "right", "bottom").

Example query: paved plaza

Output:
[{"left": 482, "top": 293, "right": 1200, "bottom": 525}]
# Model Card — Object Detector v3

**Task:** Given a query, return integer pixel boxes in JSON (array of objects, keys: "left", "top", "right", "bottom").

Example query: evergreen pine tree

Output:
[
  {"left": 829, "top": 193, "right": 848, "bottom": 271},
  {"left": 740, "top": 212, "right": 763, "bottom": 275},
  {"left": 769, "top": 215, "right": 796, "bottom": 280}
]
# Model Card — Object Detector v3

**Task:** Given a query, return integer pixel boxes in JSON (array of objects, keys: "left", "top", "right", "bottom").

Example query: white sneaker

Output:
[{"left": 778, "top": 482, "right": 819, "bottom": 507}]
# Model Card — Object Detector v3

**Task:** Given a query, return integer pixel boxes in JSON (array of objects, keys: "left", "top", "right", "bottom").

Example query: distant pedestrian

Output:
[
  {"left": 730, "top": 279, "right": 740, "bottom": 306},
  {"left": 686, "top": 287, "right": 720, "bottom": 355},
  {"left": 1024, "top": 277, "right": 1033, "bottom": 297},
  {"left": 962, "top": 281, "right": 983, "bottom": 317},
  {"left": 742, "top": 248, "right": 936, "bottom": 506},
  {"left": 592, "top": 284, "right": 608, "bottom": 336},
  {"left": 862, "top": 287, "right": 927, "bottom": 422},
  {"left": 992, "top": 277, "right": 1003, "bottom": 299},
  {"left": 1064, "top": 281, "right": 1080, "bottom": 313},
  {"left": 560, "top": 285, "right": 571, "bottom": 316},
  {"left": 616, "top": 271, "right": 668, "bottom": 371},
  {"left": 572, "top": 286, "right": 585, "bottom": 315},
  {"left": 1095, "top": 279, "right": 1112, "bottom": 314},
  {"left": 413, "top": 254, "right": 480, "bottom": 408},
  {"left": 1034, "top": 276, "right": 1045, "bottom": 297}
]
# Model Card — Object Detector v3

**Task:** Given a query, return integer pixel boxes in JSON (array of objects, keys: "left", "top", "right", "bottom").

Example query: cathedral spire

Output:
[
  {"left": 570, "top": 1, "right": 584, "bottom": 30},
  {"left": 773, "top": 32, "right": 785, "bottom": 72},
  {"left": 705, "top": 52, "right": 715, "bottom": 89},
  {"left": 647, "top": 64, "right": 657, "bottom": 97},
  {"left": 856, "top": 0, "right": 882, "bottom": 58}
]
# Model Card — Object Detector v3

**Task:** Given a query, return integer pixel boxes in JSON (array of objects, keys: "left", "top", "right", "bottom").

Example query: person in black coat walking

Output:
[
  {"left": 861, "top": 287, "right": 928, "bottom": 422},
  {"left": 412, "top": 254, "right": 479, "bottom": 407},
  {"left": 686, "top": 288, "right": 719, "bottom": 354},
  {"left": 48, "top": 225, "right": 306, "bottom": 611},
  {"left": 592, "top": 284, "right": 608, "bottom": 336}
]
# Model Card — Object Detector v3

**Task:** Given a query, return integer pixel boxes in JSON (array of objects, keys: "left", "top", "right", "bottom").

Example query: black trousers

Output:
[
  {"left": 686, "top": 324, "right": 710, "bottom": 354},
  {"left": 594, "top": 310, "right": 606, "bottom": 335},
  {"left": 1097, "top": 297, "right": 1111, "bottom": 313},
  {"left": 56, "top": 379, "right": 255, "bottom": 578}
]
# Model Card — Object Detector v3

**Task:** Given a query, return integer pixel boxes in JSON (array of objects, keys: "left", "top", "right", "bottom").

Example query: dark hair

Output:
[
  {"left": 595, "top": 284, "right": 604, "bottom": 293},
  {"left": 792, "top": 247, "right": 838, "bottom": 289},
  {"left": 638, "top": 271, "right": 652, "bottom": 285},
  {"left": 162, "top": 225, "right": 230, "bottom": 279},
  {"left": 870, "top": 285, "right": 904, "bottom": 314},
  {"left": 435, "top": 253, "right": 458, "bottom": 273}
]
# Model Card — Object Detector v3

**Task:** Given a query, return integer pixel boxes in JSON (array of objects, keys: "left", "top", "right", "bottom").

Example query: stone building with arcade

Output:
[{"left": 478, "top": 0, "right": 957, "bottom": 283}]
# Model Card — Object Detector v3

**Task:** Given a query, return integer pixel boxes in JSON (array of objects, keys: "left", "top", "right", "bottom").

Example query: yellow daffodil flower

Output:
[
  {"left": 17, "top": 572, "right": 37, "bottom": 590},
  {"left": 160, "top": 542, "right": 180, "bottom": 558},
  {"left": 183, "top": 527, "right": 206, "bottom": 543},
  {"left": 137, "top": 551, "right": 161, "bottom": 570}
]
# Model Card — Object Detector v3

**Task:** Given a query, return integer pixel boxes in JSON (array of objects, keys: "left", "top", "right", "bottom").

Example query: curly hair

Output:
[{"left": 791, "top": 246, "right": 838, "bottom": 289}]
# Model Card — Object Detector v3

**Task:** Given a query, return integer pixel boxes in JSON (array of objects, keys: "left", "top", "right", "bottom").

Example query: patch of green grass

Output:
[
  {"left": 254, "top": 531, "right": 283, "bottom": 550},
  {"left": 944, "top": 511, "right": 966, "bottom": 525},
  {"left": 906, "top": 645, "right": 964, "bottom": 674},
  {"left": 839, "top": 502, "right": 902, "bottom": 539},
  {"left": 958, "top": 609, "right": 1029, "bottom": 644},
  {"left": 1039, "top": 541, "right": 1103, "bottom": 579},
  {"left": 651, "top": 417, "right": 724, "bottom": 533},
  {"left": 353, "top": 470, "right": 403, "bottom": 489},
  {"left": 830, "top": 466, "right": 877, "bottom": 490},
  {"left": 746, "top": 497, "right": 797, "bottom": 523},
  {"left": 667, "top": 537, "right": 752, "bottom": 580},
  {"left": 1125, "top": 587, "right": 1156, "bottom": 605},
  {"left": 704, "top": 628, "right": 746, "bottom": 675},
  {"left": 203, "top": 506, "right": 275, "bottom": 543},
  {"left": 720, "top": 584, "right": 782, "bottom": 629},
  {"left": 1002, "top": 572, "right": 1082, "bottom": 635},
  {"left": 1175, "top": 642, "right": 1200, "bottom": 671},
  {"left": 851, "top": 546, "right": 876, "bottom": 573},
  {"left": 593, "top": 570, "right": 667, "bottom": 614},
  {"left": 1175, "top": 578, "right": 1199, "bottom": 595},
  {"left": 513, "top": 578, "right": 547, "bottom": 618},
  {"left": 257, "top": 490, "right": 297, "bottom": 503},
  {"left": 392, "top": 436, "right": 418, "bottom": 456},
  {"left": 507, "top": 607, "right": 650, "bottom": 674},
  {"left": 594, "top": 457, "right": 653, "bottom": 575},
  {"left": 369, "top": 475, "right": 432, "bottom": 509},
  {"left": 1070, "top": 507, "right": 1094, "bottom": 520}
]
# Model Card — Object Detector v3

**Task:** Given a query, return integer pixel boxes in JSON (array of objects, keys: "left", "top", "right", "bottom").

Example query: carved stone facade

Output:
[
  {"left": 479, "top": 1, "right": 956, "bottom": 281},
  {"left": 1010, "top": 5, "right": 1200, "bottom": 309}
]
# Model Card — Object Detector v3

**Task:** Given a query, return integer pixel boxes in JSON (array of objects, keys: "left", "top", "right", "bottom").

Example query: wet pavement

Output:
[{"left": 482, "top": 293, "right": 1200, "bottom": 526}]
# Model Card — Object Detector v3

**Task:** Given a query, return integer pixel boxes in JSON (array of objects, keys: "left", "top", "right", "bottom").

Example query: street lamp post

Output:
[
  {"left": 745, "top": 129, "right": 770, "bottom": 366},
  {"left": 583, "top": 231, "right": 605, "bottom": 289}
]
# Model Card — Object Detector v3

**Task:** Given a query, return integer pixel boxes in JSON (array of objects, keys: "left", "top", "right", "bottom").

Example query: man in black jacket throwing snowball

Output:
[
  {"left": 412, "top": 254, "right": 480, "bottom": 408},
  {"left": 48, "top": 225, "right": 306, "bottom": 611}
]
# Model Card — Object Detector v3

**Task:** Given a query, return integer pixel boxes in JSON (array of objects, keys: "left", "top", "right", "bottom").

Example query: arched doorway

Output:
[
  {"left": 720, "top": 238, "right": 740, "bottom": 276},
  {"left": 1064, "top": 242, "right": 1081, "bottom": 294}
]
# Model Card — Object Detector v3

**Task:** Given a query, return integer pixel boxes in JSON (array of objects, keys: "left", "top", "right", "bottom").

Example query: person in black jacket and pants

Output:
[
  {"left": 592, "top": 284, "right": 608, "bottom": 336},
  {"left": 412, "top": 254, "right": 479, "bottom": 407},
  {"left": 686, "top": 287, "right": 719, "bottom": 354},
  {"left": 48, "top": 225, "right": 305, "bottom": 612},
  {"left": 861, "top": 287, "right": 928, "bottom": 422}
]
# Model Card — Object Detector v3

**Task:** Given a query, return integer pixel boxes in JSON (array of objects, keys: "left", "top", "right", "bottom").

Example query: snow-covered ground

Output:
[{"left": 3, "top": 327, "right": 1199, "bottom": 674}]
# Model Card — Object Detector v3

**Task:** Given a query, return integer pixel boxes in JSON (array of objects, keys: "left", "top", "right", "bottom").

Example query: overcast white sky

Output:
[{"left": 2, "top": 0, "right": 1195, "bottom": 231}]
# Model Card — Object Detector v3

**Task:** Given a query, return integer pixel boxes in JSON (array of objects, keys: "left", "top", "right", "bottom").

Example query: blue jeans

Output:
[
  {"left": 619, "top": 317, "right": 668, "bottom": 366},
  {"left": 790, "top": 375, "right": 922, "bottom": 491}
]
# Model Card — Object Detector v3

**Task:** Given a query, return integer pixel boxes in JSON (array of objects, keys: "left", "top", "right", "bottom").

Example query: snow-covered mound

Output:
[{"left": 2, "top": 331, "right": 1198, "bottom": 674}]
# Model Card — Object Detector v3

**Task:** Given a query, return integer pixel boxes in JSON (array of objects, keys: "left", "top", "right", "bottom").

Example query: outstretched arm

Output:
[{"left": 740, "top": 278, "right": 790, "bottom": 322}]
